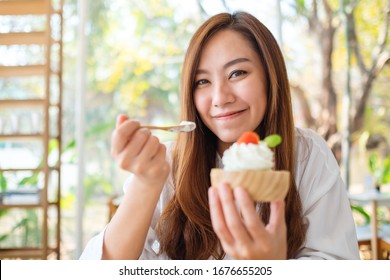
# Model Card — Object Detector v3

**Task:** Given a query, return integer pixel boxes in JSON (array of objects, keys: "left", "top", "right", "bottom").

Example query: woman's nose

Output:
[{"left": 211, "top": 82, "right": 235, "bottom": 107}]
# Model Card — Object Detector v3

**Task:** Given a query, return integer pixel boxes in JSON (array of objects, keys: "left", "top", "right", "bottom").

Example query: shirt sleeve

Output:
[{"left": 294, "top": 128, "right": 360, "bottom": 259}]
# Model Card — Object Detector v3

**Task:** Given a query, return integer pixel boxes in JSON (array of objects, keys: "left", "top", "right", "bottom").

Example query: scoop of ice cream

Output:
[
  {"left": 222, "top": 141, "right": 274, "bottom": 171},
  {"left": 179, "top": 121, "right": 196, "bottom": 132}
]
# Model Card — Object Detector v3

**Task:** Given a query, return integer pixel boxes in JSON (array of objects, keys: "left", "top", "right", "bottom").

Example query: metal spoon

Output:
[{"left": 141, "top": 121, "right": 196, "bottom": 133}]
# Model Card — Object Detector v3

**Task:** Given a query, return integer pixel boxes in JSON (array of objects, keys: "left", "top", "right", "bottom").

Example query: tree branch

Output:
[
  {"left": 352, "top": 1, "right": 390, "bottom": 133},
  {"left": 346, "top": 10, "right": 367, "bottom": 74},
  {"left": 353, "top": 52, "right": 390, "bottom": 133},
  {"left": 374, "top": 50, "right": 390, "bottom": 75},
  {"left": 290, "top": 82, "right": 317, "bottom": 128},
  {"left": 371, "top": 0, "right": 390, "bottom": 65},
  {"left": 322, "top": 0, "right": 333, "bottom": 19},
  {"left": 308, "top": 0, "right": 320, "bottom": 32}
]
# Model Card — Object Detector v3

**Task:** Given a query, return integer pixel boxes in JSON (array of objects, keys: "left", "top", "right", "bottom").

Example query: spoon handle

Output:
[
  {"left": 141, "top": 125, "right": 175, "bottom": 131},
  {"left": 141, "top": 121, "right": 196, "bottom": 133}
]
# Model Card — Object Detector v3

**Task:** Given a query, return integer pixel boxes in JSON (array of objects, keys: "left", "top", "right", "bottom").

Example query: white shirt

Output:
[{"left": 80, "top": 127, "right": 360, "bottom": 260}]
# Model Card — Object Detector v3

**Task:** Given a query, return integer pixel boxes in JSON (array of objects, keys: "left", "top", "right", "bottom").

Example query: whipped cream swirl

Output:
[{"left": 222, "top": 142, "right": 274, "bottom": 171}]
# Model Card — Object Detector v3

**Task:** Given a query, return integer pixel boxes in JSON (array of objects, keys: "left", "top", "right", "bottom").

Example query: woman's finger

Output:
[
  {"left": 148, "top": 144, "right": 169, "bottom": 174},
  {"left": 115, "top": 128, "right": 151, "bottom": 171},
  {"left": 234, "top": 187, "right": 265, "bottom": 240},
  {"left": 136, "top": 134, "right": 161, "bottom": 163},
  {"left": 111, "top": 119, "right": 141, "bottom": 157},
  {"left": 267, "top": 200, "right": 285, "bottom": 232},
  {"left": 208, "top": 186, "right": 234, "bottom": 245},
  {"left": 217, "top": 184, "right": 252, "bottom": 244},
  {"left": 116, "top": 114, "right": 128, "bottom": 128}
]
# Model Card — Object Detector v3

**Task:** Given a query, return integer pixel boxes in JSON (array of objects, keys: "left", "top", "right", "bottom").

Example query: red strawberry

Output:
[{"left": 237, "top": 131, "right": 260, "bottom": 144}]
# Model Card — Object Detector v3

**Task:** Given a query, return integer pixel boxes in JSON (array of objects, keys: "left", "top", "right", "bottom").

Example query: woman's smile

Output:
[{"left": 212, "top": 108, "right": 248, "bottom": 120}]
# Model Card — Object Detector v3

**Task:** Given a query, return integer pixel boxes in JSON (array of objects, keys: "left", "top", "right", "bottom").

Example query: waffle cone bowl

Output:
[{"left": 210, "top": 168, "right": 290, "bottom": 202}]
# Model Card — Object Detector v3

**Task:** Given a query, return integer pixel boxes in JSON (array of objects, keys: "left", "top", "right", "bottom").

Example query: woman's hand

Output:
[
  {"left": 103, "top": 115, "right": 170, "bottom": 259},
  {"left": 208, "top": 183, "right": 287, "bottom": 259},
  {"left": 111, "top": 114, "right": 170, "bottom": 185}
]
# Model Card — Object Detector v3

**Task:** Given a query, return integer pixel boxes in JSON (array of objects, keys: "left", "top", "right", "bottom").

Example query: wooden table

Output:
[{"left": 349, "top": 191, "right": 390, "bottom": 259}]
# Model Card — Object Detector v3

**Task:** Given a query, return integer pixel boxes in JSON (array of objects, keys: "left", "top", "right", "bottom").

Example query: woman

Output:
[{"left": 80, "top": 11, "right": 359, "bottom": 260}]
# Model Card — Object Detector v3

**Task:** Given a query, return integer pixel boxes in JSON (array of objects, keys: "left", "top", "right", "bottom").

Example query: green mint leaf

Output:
[{"left": 264, "top": 134, "right": 282, "bottom": 148}]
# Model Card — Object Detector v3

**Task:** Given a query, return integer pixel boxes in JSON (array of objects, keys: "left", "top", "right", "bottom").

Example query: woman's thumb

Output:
[{"left": 268, "top": 200, "right": 285, "bottom": 229}]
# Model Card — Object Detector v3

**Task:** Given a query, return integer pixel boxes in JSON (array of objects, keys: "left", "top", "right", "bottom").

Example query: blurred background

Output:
[{"left": 0, "top": 0, "right": 389, "bottom": 260}]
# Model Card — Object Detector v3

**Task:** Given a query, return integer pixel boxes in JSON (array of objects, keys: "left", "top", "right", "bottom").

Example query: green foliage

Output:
[
  {"left": 368, "top": 153, "right": 390, "bottom": 186},
  {"left": 83, "top": 175, "right": 112, "bottom": 204},
  {"left": 294, "top": 0, "right": 307, "bottom": 16},
  {"left": 60, "top": 192, "right": 75, "bottom": 210},
  {"left": 0, "top": 209, "right": 41, "bottom": 246},
  {"left": 85, "top": 0, "right": 196, "bottom": 121},
  {"left": 334, "top": 0, "right": 387, "bottom": 71},
  {"left": 86, "top": 120, "right": 116, "bottom": 138},
  {"left": 0, "top": 172, "right": 7, "bottom": 192},
  {"left": 351, "top": 204, "right": 371, "bottom": 225},
  {"left": 351, "top": 0, "right": 386, "bottom": 67},
  {"left": 362, "top": 107, "right": 390, "bottom": 137},
  {"left": 0, "top": 138, "right": 60, "bottom": 247},
  {"left": 14, "top": 139, "right": 59, "bottom": 187},
  {"left": 17, "top": 173, "right": 39, "bottom": 187},
  {"left": 0, "top": 199, "right": 39, "bottom": 247},
  {"left": 63, "top": 139, "right": 75, "bottom": 153},
  {"left": 0, "top": 172, "right": 8, "bottom": 219}
]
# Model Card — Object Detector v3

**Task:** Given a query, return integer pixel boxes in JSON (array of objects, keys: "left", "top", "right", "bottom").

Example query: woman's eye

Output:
[
  {"left": 229, "top": 70, "right": 247, "bottom": 79},
  {"left": 194, "top": 79, "right": 209, "bottom": 87}
]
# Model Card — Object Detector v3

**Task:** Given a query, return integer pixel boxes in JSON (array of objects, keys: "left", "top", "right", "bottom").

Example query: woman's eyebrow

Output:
[
  {"left": 196, "top": 57, "right": 250, "bottom": 75},
  {"left": 223, "top": 57, "right": 250, "bottom": 69}
]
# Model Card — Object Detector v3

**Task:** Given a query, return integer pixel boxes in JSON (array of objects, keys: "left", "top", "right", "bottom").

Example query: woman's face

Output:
[{"left": 193, "top": 29, "right": 268, "bottom": 154}]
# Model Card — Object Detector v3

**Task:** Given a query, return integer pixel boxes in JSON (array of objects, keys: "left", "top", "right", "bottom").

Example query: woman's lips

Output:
[{"left": 213, "top": 109, "right": 247, "bottom": 120}]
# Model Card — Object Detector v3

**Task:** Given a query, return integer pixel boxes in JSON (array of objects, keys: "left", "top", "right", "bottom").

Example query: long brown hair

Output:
[{"left": 156, "top": 11, "right": 306, "bottom": 259}]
